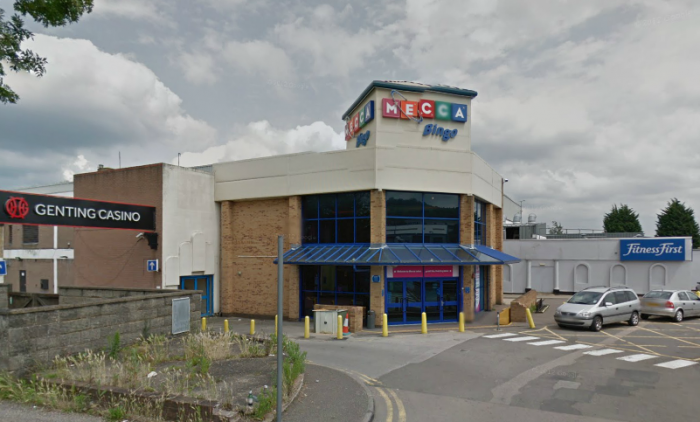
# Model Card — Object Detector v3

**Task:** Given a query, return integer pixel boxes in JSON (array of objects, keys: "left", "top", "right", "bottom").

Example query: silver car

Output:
[
  {"left": 554, "top": 286, "right": 641, "bottom": 332},
  {"left": 640, "top": 290, "right": 700, "bottom": 322}
]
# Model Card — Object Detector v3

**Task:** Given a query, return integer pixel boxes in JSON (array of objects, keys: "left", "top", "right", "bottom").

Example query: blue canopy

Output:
[{"left": 274, "top": 244, "right": 520, "bottom": 266}]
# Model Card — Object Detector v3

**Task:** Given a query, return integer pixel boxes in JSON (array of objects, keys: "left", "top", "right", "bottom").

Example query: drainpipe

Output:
[
  {"left": 554, "top": 261, "right": 560, "bottom": 294},
  {"left": 525, "top": 260, "right": 532, "bottom": 292},
  {"left": 53, "top": 226, "right": 58, "bottom": 294}
]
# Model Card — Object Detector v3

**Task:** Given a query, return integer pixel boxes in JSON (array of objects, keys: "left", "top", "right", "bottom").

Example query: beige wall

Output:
[{"left": 1, "top": 259, "right": 73, "bottom": 293}]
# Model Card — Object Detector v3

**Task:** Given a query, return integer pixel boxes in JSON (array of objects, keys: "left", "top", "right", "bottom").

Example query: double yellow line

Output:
[{"left": 352, "top": 371, "right": 406, "bottom": 422}]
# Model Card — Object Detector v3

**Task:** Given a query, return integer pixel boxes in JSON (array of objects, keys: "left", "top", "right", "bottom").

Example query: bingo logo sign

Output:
[{"left": 345, "top": 101, "right": 375, "bottom": 142}]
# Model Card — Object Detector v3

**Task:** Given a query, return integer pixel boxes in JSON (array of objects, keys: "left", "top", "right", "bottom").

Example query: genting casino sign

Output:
[{"left": 0, "top": 190, "right": 155, "bottom": 231}]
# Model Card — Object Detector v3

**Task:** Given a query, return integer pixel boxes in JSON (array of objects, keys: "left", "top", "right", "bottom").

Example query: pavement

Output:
[{"left": 0, "top": 401, "right": 101, "bottom": 422}]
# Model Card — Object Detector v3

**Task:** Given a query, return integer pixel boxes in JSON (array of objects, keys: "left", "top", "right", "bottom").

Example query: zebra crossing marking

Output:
[
  {"left": 504, "top": 336, "right": 540, "bottom": 342},
  {"left": 554, "top": 344, "right": 593, "bottom": 351},
  {"left": 617, "top": 354, "right": 658, "bottom": 362},
  {"left": 583, "top": 349, "right": 624, "bottom": 356},
  {"left": 528, "top": 340, "right": 566, "bottom": 346},
  {"left": 654, "top": 360, "right": 697, "bottom": 369}
]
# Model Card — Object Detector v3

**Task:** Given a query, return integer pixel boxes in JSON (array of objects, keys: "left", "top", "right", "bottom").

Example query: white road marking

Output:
[
  {"left": 655, "top": 360, "right": 698, "bottom": 369},
  {"left": 617, "top": 354, "right": 658, "bottom": 362},
  {"left": 483, "top": 333, "right": 518, "bottom": 339},
  {"left": 583, "top": 349, "right": 625, "bottom": 356},
  {"left": 504, "top": 336, "right": 540, "bottom": 342},
  {"left": 528, "top": 340, "right": 566, "bottom": 346},
  {"left": 554, "top": 344, "right": 593, "bottom": 351},
  {"left": 553, "top": 380, "right": 581, "bottom": 390}
]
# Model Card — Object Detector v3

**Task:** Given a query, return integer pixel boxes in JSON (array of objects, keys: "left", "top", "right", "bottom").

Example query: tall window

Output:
[
  {"left": 7, "top": 225, "right": 12, "bottom": 245},
  {"left": 474, "top": 199, "right": 486, "bottom": 245},
  {"left": 302, "top": 192, "right": 370, "bottom": 244},
  {"left": 22, "top": 225, "right": 38, "bottom": 244},
  {"left": 300, "top": 266, "right": 371, "bottom": 318},
  {"left": 386, "top": 191, "right": 459, "bottom": 243}
]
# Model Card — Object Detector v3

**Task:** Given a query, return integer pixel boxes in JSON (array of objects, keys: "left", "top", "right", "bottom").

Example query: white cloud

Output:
[
  {"left": 91, "top": 0, "right": 172, "bottom": 25},
  {"left": 222, "top": 40, "right": 295, "bottom": 81},
  {"left": 177, "top": 120, "right": 344, "bottom": 167},
  {"left": 62, "top": 155, "right": 93, "bottom": 181}
]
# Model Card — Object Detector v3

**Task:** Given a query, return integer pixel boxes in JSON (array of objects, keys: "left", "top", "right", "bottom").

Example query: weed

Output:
[
  {"left": 105, "top": 406, "right": 126, "bottom": 421},
  {"left": 107, "top": 332, "right": 121, "bottom": 360},
  {"left": 252, "top": 386, "right": 276, "bottom": 420}
]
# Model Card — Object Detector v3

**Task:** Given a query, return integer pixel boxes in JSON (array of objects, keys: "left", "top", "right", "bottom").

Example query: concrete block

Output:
[
  {"left": 60, "top": 318, "right": 91, "bottom": 334},
  {"left": 8, "top": 313, "right": 38, "bottom": 328}
]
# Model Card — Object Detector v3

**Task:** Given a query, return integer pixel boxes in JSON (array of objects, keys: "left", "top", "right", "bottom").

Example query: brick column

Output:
[
  {"left": 0, "top": 283, "right": 11, "bottom": 310},
  {"left": 285, "top": 196, "right": 302, "bottom": 320},
  {"left": 493, "top": 207, "right": 504, "bottom": 305},
  {"left": 220, "top": 201, "right": 236, "bottom": 315},
  {"left": 370, "top": 190, "right": 386, "bottom": 323},
  {"left": 462, "top": 266, "right": 474, "bottom": 322},
  {"left": 460, "top": 195, "right": 475, "bottom": 321},
  {"left": 485, "top": 203, "right": 496, "bottom": 310}
]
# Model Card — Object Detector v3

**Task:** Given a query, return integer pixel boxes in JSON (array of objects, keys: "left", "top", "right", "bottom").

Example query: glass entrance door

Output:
[
  {"left": 386, "top": 280, "right": 423, "bottom": 324},
  {"left": 180, "top": 275, "right": 213, "bottom": 317},
  {"left": 424, "top": 280, "right": 460, "bottom": 322}
]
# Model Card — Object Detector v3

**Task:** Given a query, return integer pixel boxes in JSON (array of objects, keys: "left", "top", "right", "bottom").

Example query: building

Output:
[
  {"left": 71, "top": 164, "right": 220, "bottom": 315},
  {"left": 504, "top": 237, "right": 699, "bottom": 294},
  {"left": 215, "top": 80, "right": 519, "bottom": 324},
  {"left": 2, "top": 182, "right": 74, "bottom": 293}
]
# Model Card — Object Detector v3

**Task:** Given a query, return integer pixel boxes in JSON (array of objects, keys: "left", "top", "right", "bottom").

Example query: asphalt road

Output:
[
  {"left": 0, "top": 401, "right": 101, "bottom": 422},
  {"left": 300, "top": 310, "right": 700, "bottom": 422}
]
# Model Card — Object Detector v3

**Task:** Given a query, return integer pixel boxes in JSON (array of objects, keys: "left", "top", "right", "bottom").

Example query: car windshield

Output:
[
  {"left": 644, "top": 291, "right": 672, "bottom": 299},
  {"left": 567, "top": 291, "right": 603, "bottom": 305}
]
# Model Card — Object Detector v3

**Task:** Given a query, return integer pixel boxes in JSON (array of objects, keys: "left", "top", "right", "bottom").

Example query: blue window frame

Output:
[
  {"left": 386, "top": 191, "right": 460, "bottom": 243},
  {"left": 474, "top": 199, "right": 487, "bottom": 246},
  {"left": 180, "top": 275, "right": 213, "bottom": 317},
  {"left": 302, "top": 192, "right": 370, "bottom": 244},
  {"left": 299, "top": 266, "right": 371, "bottom": 320}
]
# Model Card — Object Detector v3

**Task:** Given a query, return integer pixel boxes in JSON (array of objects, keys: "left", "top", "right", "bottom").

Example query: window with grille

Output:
[{"left": 22, "top": 225, "right": 39, "bottom": 244}]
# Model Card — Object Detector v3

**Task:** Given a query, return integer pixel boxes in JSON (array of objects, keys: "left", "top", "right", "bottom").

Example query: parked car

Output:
[
  {"left": 640, "top": 290, "right": 700, "bottom": 322},
  {"left": 554, "top": 286, "right": 641, "bottom": 332}
]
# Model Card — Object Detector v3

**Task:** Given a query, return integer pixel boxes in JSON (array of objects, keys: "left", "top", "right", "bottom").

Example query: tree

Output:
[
  {"left": 656, "top": 198, "right": 700, "bottom": 248},
  {"left": 549, "top": 221, "right": 563, "bottom": 235},
  {"left": 1, "top": 0, "right": 93, "bottom": 104},
  {"left": 603, "top": 204, "right": 643, "bottom": 233}
]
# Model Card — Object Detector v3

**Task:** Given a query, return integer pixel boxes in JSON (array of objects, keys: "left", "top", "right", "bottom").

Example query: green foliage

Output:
[
  {"left": 656, "top": 198, "right": 700, "bottom": 248},
  {"left": 107, "top": 331, "right": 121, "bottom": 359},
  {"left": 105, "top": 406, "right": 127, "bottom": 422},
  {"left": 0, "top": 0, "right": 93, "bottom": 104},
  {"left": 604, "top": 204, "right": 643, "bottom": 233},
  {"left": 252, "top": 387, "right": 276, "bottom": 420},
  {"left": 549, "top": 221, "right": 563, "bottom": 235}
]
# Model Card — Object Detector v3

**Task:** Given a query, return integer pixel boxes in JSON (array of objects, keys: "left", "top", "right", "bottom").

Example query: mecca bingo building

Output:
[{"left": 215, "top": 81, "right": 519, "bottom": 324}]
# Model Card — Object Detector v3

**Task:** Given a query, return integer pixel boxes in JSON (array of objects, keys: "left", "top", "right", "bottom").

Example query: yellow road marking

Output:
[
  {"left": 574, "top": 340, "right": 692, "bottom": 361},
  {"left": 637, "top": 326, "right": 700, "bottom": 349},
  {"left": 387, "top": 389, "right": 406, "bottom": 422},
  {"left": 544, "top": 326, "right": 567, "bottom": 341},
  {"left": 599, "top": 330, "right": 659, "bottom": 355},
  {"left": 375, "top": 387, "right": 394, "bottom": 422}
]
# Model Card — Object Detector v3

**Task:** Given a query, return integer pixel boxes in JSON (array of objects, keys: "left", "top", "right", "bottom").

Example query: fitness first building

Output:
[{"left": 215, "top": 81, "right": 519, "bottom": 325}]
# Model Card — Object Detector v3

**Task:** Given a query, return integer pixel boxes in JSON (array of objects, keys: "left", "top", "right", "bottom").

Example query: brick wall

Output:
[
  {"left": 511, "top": 289, "right": 538, "bottom": 322},
  {"left": 1, "top": 259, "right": 73, "bottom": 293},
  {"left": 313, "top": 304, "right": 364, "bottom": 332},
  {"left": 494, "top": 207, "right": 504, "bottom": 305},
  {"left": 0, "top": 287, "right": 201, "bottom": 375},
  {"left": 73, "top": 164, "right": 163, "bottom": 289},
  {"left": 460, "top": 195, "right": 475, "bottom": 322},
  {"left": 369, "top": 190, "right": 385, "bottom": 322},
  {"left": 220, "top": 198, "right": 298, "bottom": 319},
  {"left": 486, "top": 203, "right": 496, "bottom": 310}
]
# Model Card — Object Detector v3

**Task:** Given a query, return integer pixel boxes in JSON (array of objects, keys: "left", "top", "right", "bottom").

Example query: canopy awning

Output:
[{"left": 274, "top": 244, "right": 520, "bottom": 266}]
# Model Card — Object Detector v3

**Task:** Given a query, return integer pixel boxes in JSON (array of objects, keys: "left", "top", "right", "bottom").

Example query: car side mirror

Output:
[{"left": 605, "top": 302, "right": 613, "bottom": 307}]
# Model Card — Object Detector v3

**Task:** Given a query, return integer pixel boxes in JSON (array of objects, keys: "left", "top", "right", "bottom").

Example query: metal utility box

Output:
[{"left": 313, "top": 309, "right": 340, "bottom": 335}]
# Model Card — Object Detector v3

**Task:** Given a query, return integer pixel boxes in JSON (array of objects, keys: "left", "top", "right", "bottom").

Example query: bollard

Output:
[
  {"left": 250, "top": 319, "right": 255, "bottom": 335},
  {"left": 337, "top": 314, "right": 343, "bottom": 340},
  {"left": 459, "top": 312, "right": 465, "bottom": 333},
  {"left": 496, "top": 311, "right": 500, "bottom": 331},
  {"left": 275, "top": 315, "right": 278, "bottom": 337},
  {"left": 421, "top": 312, "right": 428, "bottom": 334},
  {"left": 382, "top": 314, "right": 389, "bottom": 337},
  {"left": 224, "top": 319, "right": 229, "bottom": 333},
  {"left": 304, "top": 316, "right": 310, "bottom": 339},
  {"left": 525, "top": 308, "right": 536, "bottom": 329},
  {"left": 201, "top": 317, "right": 207, "bottom": 331}
]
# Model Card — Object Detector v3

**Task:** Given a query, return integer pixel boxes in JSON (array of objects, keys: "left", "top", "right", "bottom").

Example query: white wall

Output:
[
  {"left": 161, "top": 166, "right": 220, "bottom": 312},
  {"left": 504, "top": 238, "right": 698, "bottom": 294}
]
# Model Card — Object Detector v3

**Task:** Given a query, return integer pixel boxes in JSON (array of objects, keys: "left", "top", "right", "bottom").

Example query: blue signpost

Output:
[
  {"left": 147, "top": 259, "right": 159, "bottom": 272},
  {"left": 0, "top": 261, "right": 6, "bottom": 277}
]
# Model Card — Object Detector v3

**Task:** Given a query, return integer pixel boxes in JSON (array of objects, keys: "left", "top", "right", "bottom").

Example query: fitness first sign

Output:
[
  {"left": 619, "top": 238, "right": 691, "bottom": 262},
  {"left": 0, "top": 190, "right": 156, "bottom": 231}
]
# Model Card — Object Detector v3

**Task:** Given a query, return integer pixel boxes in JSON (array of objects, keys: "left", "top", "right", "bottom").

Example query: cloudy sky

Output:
[{"left": 0, "top": 0, "right": 698, "bottom": 234}]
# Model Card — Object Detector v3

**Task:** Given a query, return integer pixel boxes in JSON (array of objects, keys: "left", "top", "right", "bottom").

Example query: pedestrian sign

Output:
[
  {"left": 147, "top": 259, "right": 159, "bottom": 272},
  {"left": 0, "top": 261, "right": 6, "bottom": 276}
]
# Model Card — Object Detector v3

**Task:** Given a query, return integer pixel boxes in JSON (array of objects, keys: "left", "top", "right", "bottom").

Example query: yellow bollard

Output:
[
  {"left": 525, "top": 308, "right": 536, "bottom": 329},
  {"left": 304, "top": 316, "right": 310, "bottom": 339},
  {"left": 382, "top": 314, "right": 389, "bottom": 337},
  {"left": 459, "top": 312, "right": 465, "bottom": 332},
  {"left": 275, "top": 315, "right": 278, "bottom": 337},
  {"left": 421, "top": 312, "right": 428, "bottom": 334},
  {"left": 337, "top": 315, "right": 343, "bottom": 340},
  {"left": 224, "top": 319, "right": 229, "bottom": 333},
  {"left": 250, "top": 319, "right": 255, "bottom": 335},
  {"left": 201, "top": 317, "right": 207, "bottom": 331}
]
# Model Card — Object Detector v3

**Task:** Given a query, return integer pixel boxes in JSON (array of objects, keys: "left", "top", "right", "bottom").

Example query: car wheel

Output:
[
  {"left": 629, "top": 312, "right": 639, "bottom": 326},
  {"left": 674, "top": 310, "right": 684, "bottom": 322},
  {"left": 641, "top": 314, "right": 649, "bottom": 320},
  {"left": 590, "top": 316, "right": 603, "bottom": 332}
]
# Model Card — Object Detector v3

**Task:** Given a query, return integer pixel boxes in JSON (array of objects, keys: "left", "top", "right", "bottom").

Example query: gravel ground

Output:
[{"left": 0, "top": 401, "right": 102, "bottom": 422}]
